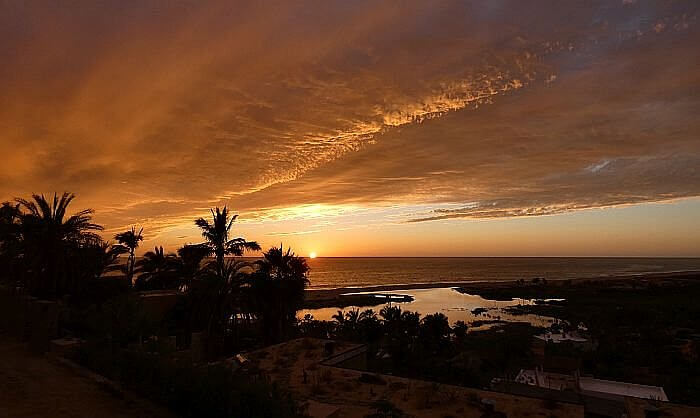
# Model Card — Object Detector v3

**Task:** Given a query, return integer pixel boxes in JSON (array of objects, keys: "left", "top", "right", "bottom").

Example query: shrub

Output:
[
  {"left": 365, "top": 399, "right": 407, "bottom": 418},
  {"left": 75, "top": 344, "right": 304, "bottom": 417}
]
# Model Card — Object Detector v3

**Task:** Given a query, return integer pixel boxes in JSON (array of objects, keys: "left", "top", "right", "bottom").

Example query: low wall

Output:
[
  {"left": 138, "top": 290, "right": 180, "bottom": 322},
  {"left": 0, "top": 286, "right": 62, "bottom": 353},
  {"left": 0, "top": 286, "right": 30, "bottom": 338},
  {"left": 322, "top": 344, "right": 369, "bottom": 370}
]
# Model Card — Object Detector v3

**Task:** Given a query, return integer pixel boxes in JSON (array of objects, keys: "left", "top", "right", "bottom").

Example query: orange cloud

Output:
[{"left": 1, "top": 1, "right": 699, "bottom": 253}]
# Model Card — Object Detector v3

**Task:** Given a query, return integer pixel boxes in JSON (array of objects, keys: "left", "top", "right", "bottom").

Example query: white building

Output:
[{"left": 515, "top": 368, "right": 668, "bottom": 401}]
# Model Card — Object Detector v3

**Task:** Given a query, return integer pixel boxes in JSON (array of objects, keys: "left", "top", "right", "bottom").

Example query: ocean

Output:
[
  {"left": 299, "top": 257, "right": 700, "bottom": 323},
  {"left": 302, "top": 257, "right": 700, "bottom": 289}
]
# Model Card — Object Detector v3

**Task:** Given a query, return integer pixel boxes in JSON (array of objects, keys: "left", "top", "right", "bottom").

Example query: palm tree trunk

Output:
[
  {"left": 128, "top": 250, "right": 135, "bottom": 284},
  {"left": 216, "top": 251, "right": 225, "bottom": 276}
]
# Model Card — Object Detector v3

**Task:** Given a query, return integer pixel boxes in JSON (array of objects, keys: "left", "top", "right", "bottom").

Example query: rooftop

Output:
[
  {"left": 579, "top": 376, "right": 668, "bottom": 402},
  {"left": 534, "top": 331, "right": 588, "bottom": 343},
  {"left": 516, "top": 369, "right": 668, "bottom": 401}
]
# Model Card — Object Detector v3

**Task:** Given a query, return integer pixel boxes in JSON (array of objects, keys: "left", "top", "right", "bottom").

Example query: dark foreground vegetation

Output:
[
  {"left": 297, "top": 275, "right": 700, "bottom": 407},
  {"left": 75, "top": 341, "right": 301, "bottom": 417},
  {"left": 459, "top": 275, "right": 700, "bottom": 405},
  {"left": 0, "top": 193, "right": 308, "bottom": 417},
  {"left": 2, "top": 192, "right": 699, "bottom": 415},
  {"left": 299, "top": 306, "right": 539, "bottom": 389}
]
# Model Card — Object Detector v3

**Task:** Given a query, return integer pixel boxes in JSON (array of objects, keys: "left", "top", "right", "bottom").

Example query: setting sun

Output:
[{"left": 309, "top": 252, "right": 317, "bottom": 259}]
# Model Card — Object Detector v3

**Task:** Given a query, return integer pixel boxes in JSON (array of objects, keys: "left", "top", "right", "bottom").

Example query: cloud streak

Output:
[{"left": 1, "top": 1, "right": 699, "bottom": 248}]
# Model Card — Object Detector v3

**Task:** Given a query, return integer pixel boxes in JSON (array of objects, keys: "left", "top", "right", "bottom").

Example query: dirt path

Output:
[{"left": 0, "top": 338, "right": 174, "bottom": 418}]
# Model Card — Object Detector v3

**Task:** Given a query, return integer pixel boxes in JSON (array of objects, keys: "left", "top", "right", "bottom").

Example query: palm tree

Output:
[
  {"left": 379, "top": 306, "right": 420, "bottom": 365},
  {"left": 419, "top": 313, "right": 451, "bottom": 350},
  {"left": 194, "top": 207, "right": 260, "bottom": 274},
  {"left": 175, "top": 243, "right": 210, "bottom": 291},
  {"left": 16, "top": 192, "right": 103, "bottom": 298},
  {"left": 334, "top": 308, "right": 374, "bottom": 340},
  {"left": 98, "top": 242, "right": 129, "bottom": 275},
  {"left": 253, "top": 244, "right": 309, "bottom": 282},
  {"left": 380, "top": 305, "right": 403, "bottom": 324},
  {"left": 359, "top": 309, "right": 377, "bottom": 321},
  {"left": 0, "top": 202, "right": 21, "bottom": 245},
  {"left": 190, "top": 259, "right": 251, "bottom": 343},
  {"left": 359, "top": 309, "right": 383, "bottom": 342},
  {"left": 249, "top": 245, "right": 309, "bottom": 343},
  {"left": 453, "top": 320, "right": 468, "bottom": 345},
  {"left": 134, "top": 246, "right": 178, "bottom": 290},
  {"left": 332, "top": 310, "right": 347, "bottom": 326},
  {"left": 400, "top": 310, "right": 421, "bottom": 337},
  {"left": 332, "top": 309, "right": 358, "bottom": 337},
  {"left": 380, "top": 306, "right": 421, "bottom": 337},
  {"left": 114, "top": 226, "right": 143, "bottom": 284},
  {"left": 0, "top": 202, "right": 21, "bottom": 282},
  {"left": 73, "top": 241, "right": 128, "bottom": 283},
  {"left": 345, "top": 308, "right": 362, "bottom": 325}
]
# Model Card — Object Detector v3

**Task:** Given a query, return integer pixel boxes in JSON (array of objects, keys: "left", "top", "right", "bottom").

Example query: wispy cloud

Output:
[{"left": 1, "top": 1, "right": 699, "bottom": 249}]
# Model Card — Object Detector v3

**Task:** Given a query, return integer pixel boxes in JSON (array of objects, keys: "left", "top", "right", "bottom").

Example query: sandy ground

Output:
[
  {"left": 248, "top": 338, "right": 700, "bottom": 418},
  {"left": 0, "top": 337, "right": 173, "bottom": 418},
  {"left": 247, "top": 338, "right": 585, "bottom": 418}
]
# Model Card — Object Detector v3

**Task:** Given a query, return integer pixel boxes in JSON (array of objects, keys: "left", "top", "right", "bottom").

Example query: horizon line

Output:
[{"left": 229, "top": 255, "right": 700, "bottom": 259}]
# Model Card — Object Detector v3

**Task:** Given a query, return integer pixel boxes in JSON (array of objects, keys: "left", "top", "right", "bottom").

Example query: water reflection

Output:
[{"left": 299, "top": 287, "right": 558, "bottom": 329}]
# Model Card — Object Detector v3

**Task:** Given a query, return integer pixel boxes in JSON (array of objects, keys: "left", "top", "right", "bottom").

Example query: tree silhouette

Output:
[
  {"left": 333, "top": 308, "right": 381, "bottom": 341},
  {"left": 380, "top": 305, "right": 418, "bottom": 335},
  {"left": 453, "top": 320, "right": 469, "bottom": 346},
  {"left": 16, "top": 192, "right": 103, "bottom": 297},
  {"left": 0, "top": 202, "right": 22, "bottom": 284},
  {"left": 191, "top": 258, "right": 251, "bottom": 338},
  {"left": 332, "top": 309, "right": 347, "bottom": 326},
  {"left": 134, "top": 246, "right": 179, "bottom": 290},
  {"left": 358, "top": 309, "right": 382, "bottom": 342},
  {"left": 249, "top": 245, "right": 309, "bottom": 343},
  {"left": 419, "top": 313, "right": 451, "bottom": 350},
  {"left": 194, "top": 207, "right": 260, "bottom": 274},
  {"left": 175, "top": 243, "right": 210, "bottom": 291},
  {"left": 74, "top": 241, "right": 128, "bottom": 284},
  {"left": 0, "top": 202, "right": 21, "bottom": 244},
  {"left": 114, "top": 226, "right": 143, "bottom": 284},
  {"left": 345, "top": 308, "right": 362, "bottom": 325},
  {"left": 379, "top": 306, "right": 421, "bottom": 365}
]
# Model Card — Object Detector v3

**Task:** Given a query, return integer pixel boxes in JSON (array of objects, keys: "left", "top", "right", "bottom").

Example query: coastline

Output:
[{"left": 304, "top": 269, "right": 700, "bottom": 308}]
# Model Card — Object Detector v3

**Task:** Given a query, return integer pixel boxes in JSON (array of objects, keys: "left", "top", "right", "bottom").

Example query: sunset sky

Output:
[{"left": 1, "top": 1, "right": 699, "bottom": 256}]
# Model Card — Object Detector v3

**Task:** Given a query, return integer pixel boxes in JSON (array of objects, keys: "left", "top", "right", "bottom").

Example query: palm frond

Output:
[{"left": 15, "top": 197, "right": 39, "bottom": 217}]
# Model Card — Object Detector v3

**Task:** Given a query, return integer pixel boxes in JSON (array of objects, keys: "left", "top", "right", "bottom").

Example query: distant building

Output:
[
  {"left": 532, "top": 331, "right": 597, "bottom": 358},
  {"left": 515, "top": 368, "right": 669, "bottom": 402},
  {"left": 534, "top": 331, "right": 588, "bottom": 344},
  {"left": 138, "top": 289, "right": 180, "bottom": 321}
]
